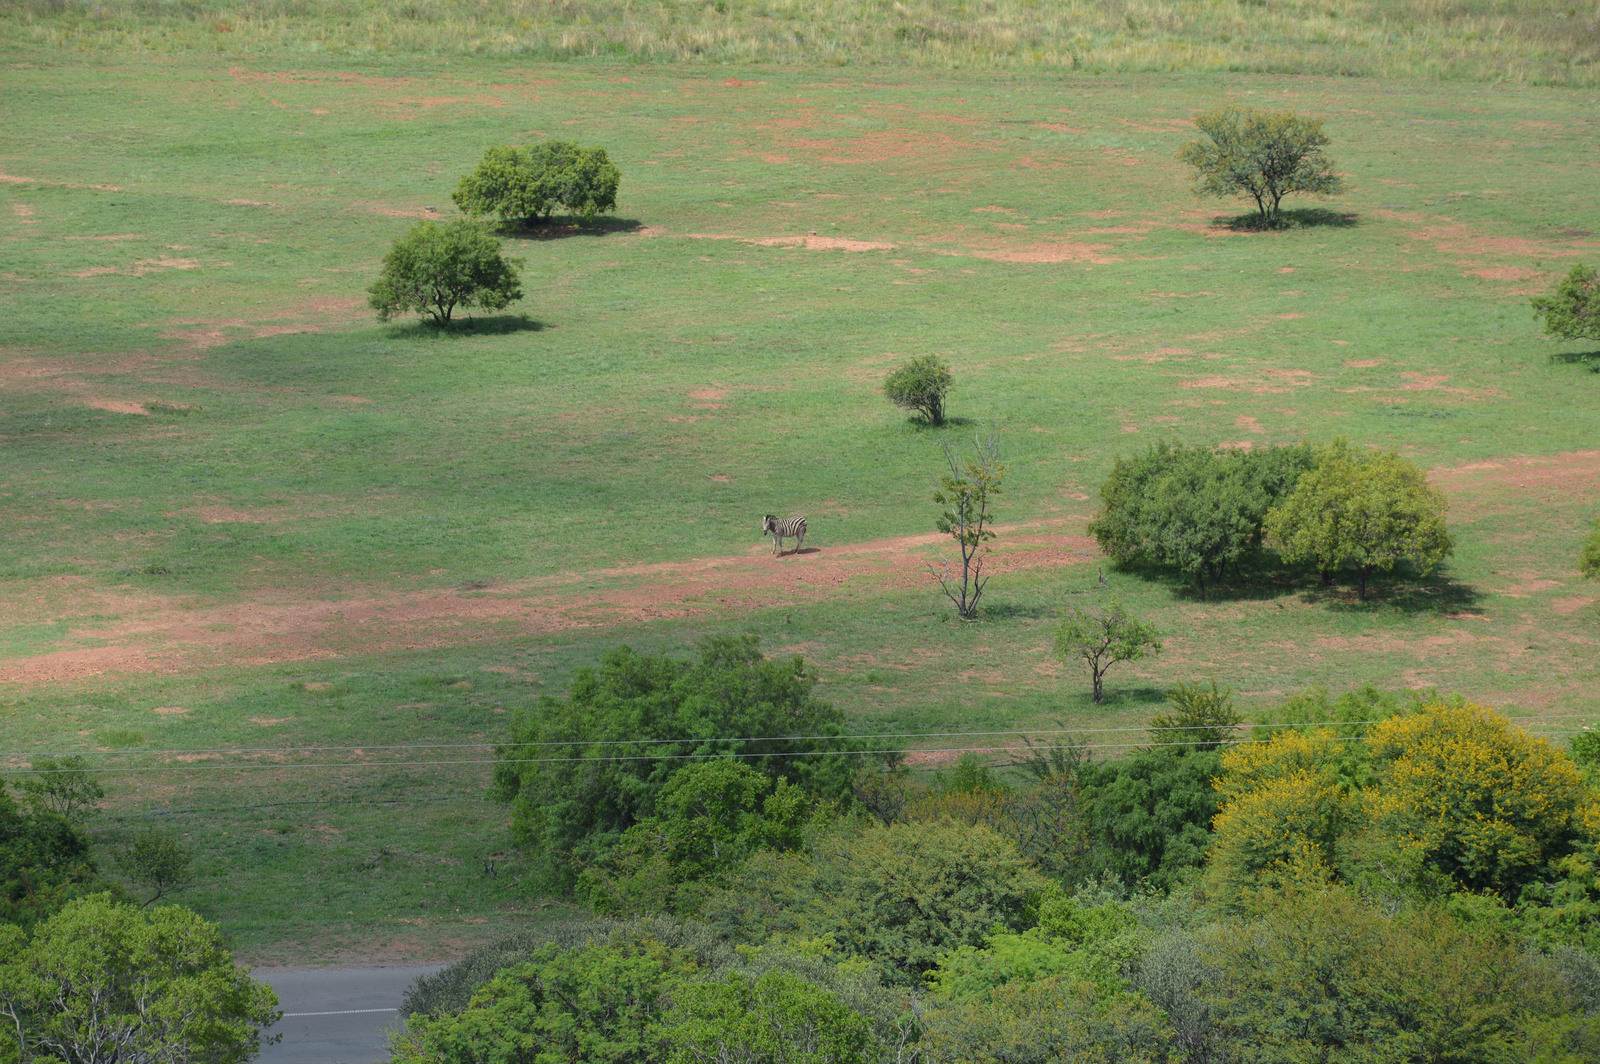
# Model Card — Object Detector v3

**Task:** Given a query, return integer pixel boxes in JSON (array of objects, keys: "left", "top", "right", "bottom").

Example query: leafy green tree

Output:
[
  {"left": 905, "top": 770, "right": 1092, "bottom": 884},
  {"left": 579, "top": 759, "right": 817, "bottom": 916},
  {"left": 932, "top": 433, "right": 1004, "bottom": 619},
  {"left": 1178, "top": 106, "right": 1345, "bottom": 227},
  {"left": 491, "top": 636, "right": 865, "bottom": 887},
  {"left": 1266, "top": 439, "right": 1453, "bottom": 601},
  {"left": 1580, "top": 518, "right": 1600, "bottom": 580},
  {"left": 1531, "top": 262, "right": 1600, "bottom": 343},
  {"left": 1203, "top": 887, "right": 1588, "bottom": 1064},
  {"left": 391, "top": 935, "right": 692, "bottom": 1064},
  {"left": 1077, "top": 685, "right": 1241, "bottom": 890},
  {"left": 0, "top": 894, "right": 279, "bottom": 1064},
  {"left": 18, "top": 757, "right": 103, "bottom": 823},
  {"left": 1087, "top": 442, "right": 1313, "bottom": 594},
  {"left": 705, "top": 820, "right": 1047, "bottom": 987},
  {"left": 453, "top": 141, "right": 621, "bottom": 225},
  {"left": 115, "top": 829, "right": 195, "bottom": 908},
  {"left": 662, "top": 971, "right": 874, "bottom": 1064},
  {"left": 882, "top": 355, "right": 953, "bottom": 426},
  {"left": 1054, "top": 598, "right": 1161, "bottom": 704},
  {"left": 368, "top": 219, "right": 524, "bottom": 326},
  {"left": 0, "top": 787, "right": 101, "bottom": 930}
]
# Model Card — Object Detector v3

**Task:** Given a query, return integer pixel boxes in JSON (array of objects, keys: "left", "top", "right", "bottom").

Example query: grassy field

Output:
[
  {"left": 2, "top": 39, "right": 1599, "bottom": 962},
  {"left": 5, "top": 0, "right": 1598, "bottom": 85}
]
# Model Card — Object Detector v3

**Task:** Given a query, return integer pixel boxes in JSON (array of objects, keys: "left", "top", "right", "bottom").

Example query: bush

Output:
[
  {"left": 368, "top": 219, "right": 524, "bottom": 326},
  {"left": 1265, "top": 438, "right": 1453, "bottom": 600},
  {"left": 453, "top": 141, "right": 621, "bottom": 226},
  {"left": 1581, "top": 518, "right": 1600, "bottom": 580},
  {"left": 490, "top": 636, "right": 868, "bottom": 888},
  {"left": 1531, "top": 261, "right": 1600, "bottom": 343},
  {"left": 1087, "top": 442, "right": 1313, "bottom": 594},
  {"left": 662, "top": 970, "right": 875, "bottom": 1064},
  {"left": 1178, "top": 106, "right": 1344, "bottom": 228},
  {"left": 0, "top": 785, "right": 102, "bottom": 929},
  {"left": 882, "top": 356, "right": 952, "bottom": 425}
]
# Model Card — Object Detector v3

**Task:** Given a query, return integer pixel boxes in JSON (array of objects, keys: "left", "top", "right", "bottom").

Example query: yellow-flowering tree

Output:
[{"left": 1366, "top": 701, "right": 1585, "bottom": 896}]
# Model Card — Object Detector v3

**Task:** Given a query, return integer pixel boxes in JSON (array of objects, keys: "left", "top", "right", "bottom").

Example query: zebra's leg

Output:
[
  {"left": 796, "top": 528, "right": 805, "bottom": 553},
  {"left": 773, "top": 531, "right": 781, "bottom": 555}
]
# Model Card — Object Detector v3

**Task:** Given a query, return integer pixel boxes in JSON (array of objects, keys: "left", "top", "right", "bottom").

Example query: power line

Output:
[{"left": 4, "top": 712, "right": 1592, "bottom": 763}]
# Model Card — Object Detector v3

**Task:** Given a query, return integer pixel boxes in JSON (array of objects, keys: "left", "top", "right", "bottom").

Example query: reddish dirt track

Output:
[{"left": 0, "top": 523, "right": 1098, "bottom": 686}]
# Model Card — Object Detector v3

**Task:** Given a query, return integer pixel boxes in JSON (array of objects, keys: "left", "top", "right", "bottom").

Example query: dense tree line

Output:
[{"left": 428, "top": 642, "right": 1600, "bottom": 1064}]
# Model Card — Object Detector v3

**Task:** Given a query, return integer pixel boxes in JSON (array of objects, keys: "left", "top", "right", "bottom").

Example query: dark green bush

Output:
[
  {"left": 368, "top": 219, "right": 523, "bottom": 325},
  {"left": 453, "top": 141, "right": 621, "bottom": 226},
  {"left": 882, "top": 355, "right": 953, "bottom": 425}
]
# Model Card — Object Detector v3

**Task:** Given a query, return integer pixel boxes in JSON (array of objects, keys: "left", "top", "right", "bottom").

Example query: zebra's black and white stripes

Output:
[{"left": 762, "top": 514, "right": 807, "bottom": 556}]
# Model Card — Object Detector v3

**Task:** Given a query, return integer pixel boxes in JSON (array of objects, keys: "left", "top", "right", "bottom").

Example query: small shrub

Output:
[
  {"left": 1532, "top": 262, "right": 1600, "bottom": 343},
  {"left": 453, "top": 141, "right": 621, "bottom": 226},
  {"left": 883, "top": 355, "right": 953, "bottom": 425},
  {"left": 1580, "top": 518, "right": 1600, "bottom": 580},
  {"left": 1054, "top": 599, "right": 1161, "bottom": 704},
  {"left": 368, "top": 219, "right": 523, "bottom": 326}
]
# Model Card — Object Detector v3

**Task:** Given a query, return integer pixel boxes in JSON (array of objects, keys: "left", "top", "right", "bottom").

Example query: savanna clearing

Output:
[{"left": 2, "top": 45, "right": 1598, "bottom": 962}]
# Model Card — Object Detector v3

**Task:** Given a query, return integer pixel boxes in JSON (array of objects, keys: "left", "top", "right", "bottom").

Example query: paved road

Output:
[{"left": 258, "top": 967, "right": 443, "bottom": 1064}]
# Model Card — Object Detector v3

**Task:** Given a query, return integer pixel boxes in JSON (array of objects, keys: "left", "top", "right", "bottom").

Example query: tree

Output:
[
  {"left": 1054, "top": 599, "right": 1161, "bottom": 704},
  {"left": 1202, "top": 887, "right": 1588, "bottom": 1064},
  {"left": 18, "top": 757, "right": 103, "bottom": 823},
  {"left": 1087, "top": 442, "right": 1314, "bottom": 595},
  {"left": 0, "top": 894, "right": 280, "bottom": 1064},
  {"left": 1266, "top": 440, "right": 1453, "bottom": 601},
  {"left": 1531, "top": 262, "right": 1600, "bottom": 343},
  {"left": 391, "top": 935, "right": 693, "bottom": 1064},
  {"left": 1581, "top": 518, "right": 1600, "bottom": 580},
  {"left": 453, "top": 141, "right": 621, "bottom": 226},
  {"left": 490, "top": 636, "right": 865, "bottom": 888},
  {"left": 663, "top": 971, "right": 874, "bottom": 1064},
  {"left": 1178, "top": 106, "right": 1345, "bottom": 227},
  {"left": 368, "top": 219, "right": 524, "bottom": 326},
  {"left": 0, "top": 787, "right": 101, "bottom": 930},
  {"left": 115, "top": 829, "right": 195, "bottom": 908},
  {"left": 931, "top": 432, "right": 1004, "bottom": 619},
  {"left": 882, "top": 356, "right": 953, "bottom": 426}
]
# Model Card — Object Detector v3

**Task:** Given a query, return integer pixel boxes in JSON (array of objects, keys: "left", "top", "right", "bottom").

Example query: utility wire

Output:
[{"left": 4, "top": 713, "right": 1592, "bottom": 762}]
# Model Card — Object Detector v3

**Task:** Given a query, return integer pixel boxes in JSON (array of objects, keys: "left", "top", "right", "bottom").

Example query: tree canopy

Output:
[
  {"left": 1178, "top": 106, "right": 1345, "bottom": 227},
  {"left": 368, "top": 219, "right": 524, "bottom": 326},
  {"left": 1531, "top": 261, "right": 1600, "bottom": 343},
  {"left": 1054, "top": 599, "right": 1161, "bottom": 704},
  {"left": 491, "top": 636, "right": 865, "bottom": 887},
  {"left": 0, "top": 894, "right": 280, "bottom": 1064},
  {"left": 1266, "top": 439, "right": 1453, "bottom": 600},
  {"left": 882, "top": 356, "right": 953, "bottom": 426},
  {"left": 453, "top": 141, "right": 621, "bottom": 226}
]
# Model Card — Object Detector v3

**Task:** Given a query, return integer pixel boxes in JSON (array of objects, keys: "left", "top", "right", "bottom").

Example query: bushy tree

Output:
[
  {"left": 905, "top": 769, "right": 1092, "bottom": 884},
  {"left": 1088, "top": 442, "right": 1314, "bottom": 595},
  {"left": 1531, "top": 261, "right": 1600, "bottom": 343},
  {"left": 1054, "top": 598, "right": 1161, "bottom": 704},
  {"left": 18, "top": 757, "right": 103, "bottom": 823},
  {"left": 392, "top": 934, "right": 693, "bottom": 1064},
  {"left": 1266, "top": 439, "right": 1453, "bottom": 600},
  {"left": 882, "top": 356, "right": 953, "bottom": 425},
  {"left": 663, "top": 971, "right": 874, "bottom": 1064},
  {"left": 368, "top": 219, "right": 524, "bottom": 326},
  {"left": 0, "top": 894, "right": 279, "bottom": 1064},
  {"left": 1078, "top": 685, "right": 1242, "bottom": 890},
  {"left": 490, "top": 637, "right": 866, "bottom": 887},
  {"left": 115, "top": 829, "right": 195, "bottom": 908},
  {"left": 931, "top": 433, "right": 1004, "bottom": 619},
  {"left": 579, "top": 759, "right": 817, "bottom": 916},
  {"left": 1581, "top": 518, "right": 1600, "bottom": 580},
  {"left": 0, "top": 786, "right": 101, "bottom": 930},
  {"left": 1203, "top": 887, "right": 1588, "bottom": 1064},
  {"left": 453, "top": 141, "right": 621, "bottom": 226},
  {"left": 1178, "top": 106, "right": 1345, "bottom": 227}
]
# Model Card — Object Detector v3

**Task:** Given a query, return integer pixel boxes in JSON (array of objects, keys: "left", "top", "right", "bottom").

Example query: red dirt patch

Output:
[
  {"left": 687, "top": 233, "right": 896, "bottom": 252},
  {"left": 1465, "top": 266, "right": 1543, "bottom": 281},
  {"left": 0, "top": 523, "right": 1099, "bottom": 686},
  {"left": 1345, "top": 360, "right": 1384, "bottom": 368},
  {"left": 82, "top": 399, "right": 148, "bottom": 415},
  {"left": 959, "top": 242, "right": 1117, "bottom": 265}
]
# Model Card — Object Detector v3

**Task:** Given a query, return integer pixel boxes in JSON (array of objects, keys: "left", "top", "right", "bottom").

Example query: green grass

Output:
[
  {"left": 4, "top": 0, "right": 1598, "bottom": 85},
  {"left": 2, "top": 47, "right": 1600, "bottom": 961}
]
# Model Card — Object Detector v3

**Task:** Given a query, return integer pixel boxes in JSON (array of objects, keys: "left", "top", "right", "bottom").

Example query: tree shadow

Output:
[
  {"left": 1549, "top": 350, "right": 1600, "bottom": 372},
  {"left": 1298, "top": 570, "right": 1483, "bottom": 615},
  {"left": 503, "top": 217, "right": 646, "bottom": 241},
  {"left": 980, "top": 603, "right": 1059, "bottom": 621},
  {"left": 384, "top": 314, "right": 545, "bottom": 338},
  {"left": 1216, "top": 207, "right": 1359, "bottom": 232},
  {"left": 904, "top": 416, "right": 977, "bottom": 431},
  {"left": 1062, "top": 686, "right": 1168, "bottom": 711}
]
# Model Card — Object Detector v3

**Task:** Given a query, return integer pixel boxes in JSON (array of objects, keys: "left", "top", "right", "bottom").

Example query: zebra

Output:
[{"left": 762, "top": 514, "right": 807, "bottom": 556}]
